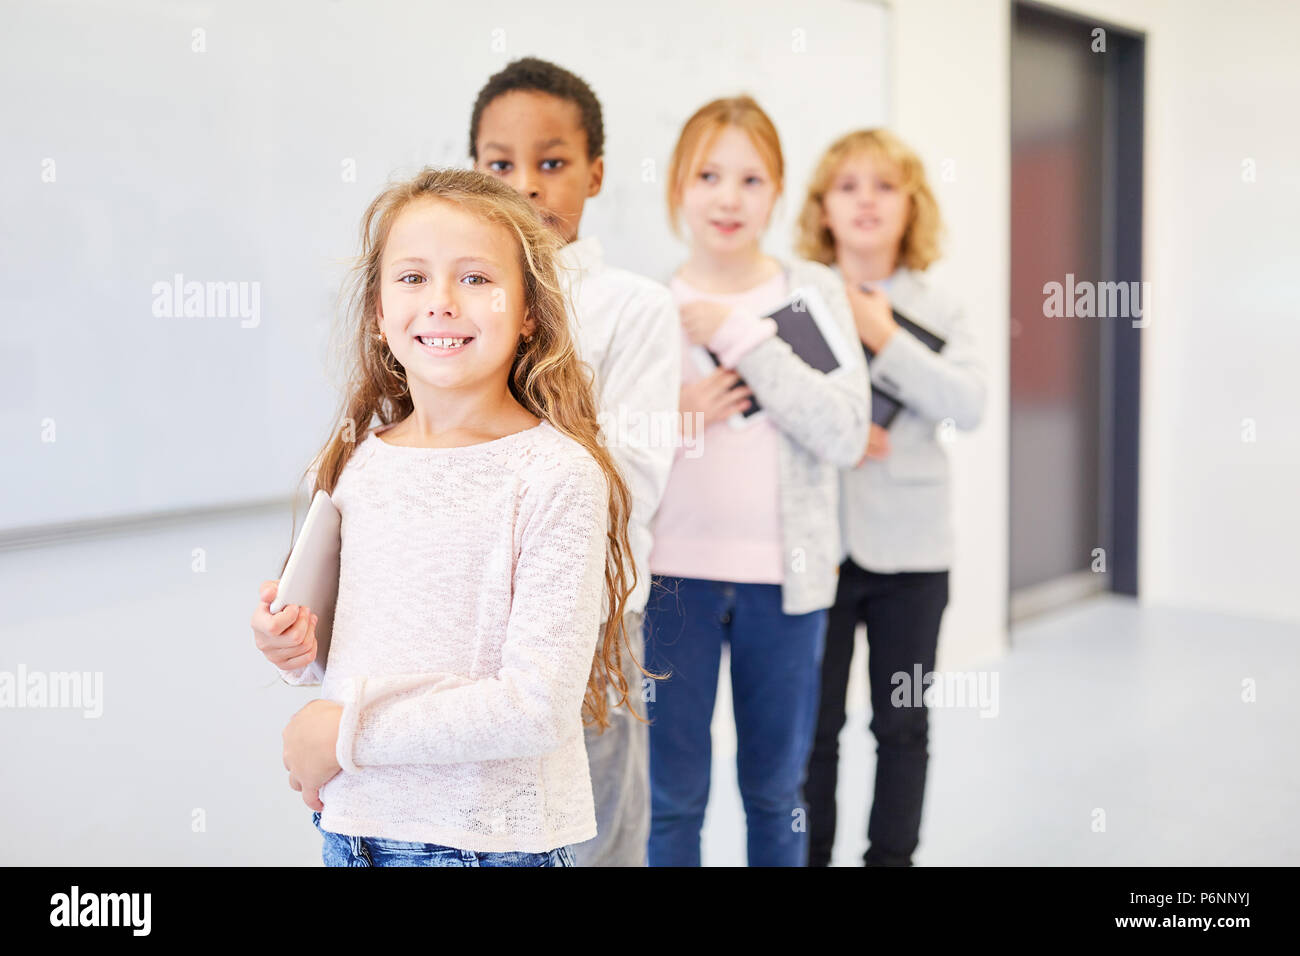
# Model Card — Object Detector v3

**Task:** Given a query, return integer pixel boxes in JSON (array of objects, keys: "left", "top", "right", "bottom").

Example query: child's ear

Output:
[
  {"left": 521, "top": 311, "right": 537, "bottom": 339},
  {"left": 587, "top": 156, "right": 604, "bottom": 199}
]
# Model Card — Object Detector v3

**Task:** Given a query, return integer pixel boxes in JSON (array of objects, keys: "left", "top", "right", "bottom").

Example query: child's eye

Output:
[
  {"left": 699, "top": 171, "right": 718, "bottom": 183},
  {"left": 745, "top": 175, "right": 764, "bottom": 187},
  {"left": 487, "top": 160, "right": 511, "bottom": 173},
  {"left": 462, "top": 273, "right": 489, "bottom": 286},
  {"left": 398, "top": 273, "right": 424, "bottom": 285},
  {"left": 878, "top": 180, "right": 896, "bottom": 192},
  {"left": 541, "top": 159, "right": 565, "bottom": 171}
]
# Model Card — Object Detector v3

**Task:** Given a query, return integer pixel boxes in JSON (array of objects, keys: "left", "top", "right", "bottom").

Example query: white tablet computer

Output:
[
  {"left": 692, "top": 284, "right": 856, "bottom": 429},
  {"left": 270, "top": 489, "right": 341, "bottom": 677}
]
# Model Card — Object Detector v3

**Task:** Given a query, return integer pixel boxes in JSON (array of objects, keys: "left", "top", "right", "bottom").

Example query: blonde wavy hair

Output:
[
  {"left": 796, "top": 129, "right": 943, "bottom": 271},
  {"left": 305, "top": 166, "right": 644, "bottom": 730}
]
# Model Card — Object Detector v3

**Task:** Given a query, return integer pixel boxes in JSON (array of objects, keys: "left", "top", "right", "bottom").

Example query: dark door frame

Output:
[{"left": 1010, "top": 1, "right": 1145, "bottom": 608}]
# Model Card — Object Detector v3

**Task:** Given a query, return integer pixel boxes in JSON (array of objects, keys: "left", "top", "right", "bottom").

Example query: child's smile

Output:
[
  {"left": 414, "top": 333, "right": 476, "bottom": 355},
  {"left": 378, "top": 197, "right": 532, "bottom": 392},
  {"left": 680, "top": 126, "right": 779, "bottom": 253}
]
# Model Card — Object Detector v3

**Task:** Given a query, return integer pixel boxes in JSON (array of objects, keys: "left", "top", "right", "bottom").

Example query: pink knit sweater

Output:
[{"left": 278, "top": 420, "right": 608, "bottom": 853}]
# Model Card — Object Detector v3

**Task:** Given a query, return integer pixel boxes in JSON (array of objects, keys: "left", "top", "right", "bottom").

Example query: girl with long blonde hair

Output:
[{"left": 249, "top": 166, "right": 637, "bottom": 867}]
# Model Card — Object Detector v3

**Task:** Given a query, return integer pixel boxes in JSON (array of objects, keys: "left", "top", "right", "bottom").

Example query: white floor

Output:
[
  {"left": 1, "top": 508, "right": 1296, "bottom": 865},
  {"left": 806, "top": 597, "right": 1300, "bottom": 867}
]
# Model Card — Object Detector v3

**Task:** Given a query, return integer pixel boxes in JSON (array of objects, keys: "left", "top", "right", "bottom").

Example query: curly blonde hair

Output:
[
  {"left": 305, "top": 166, "right": 644, "bottom": 730},
  {"left": 796, "top": 129, "right": 943, "bottom": 271}
]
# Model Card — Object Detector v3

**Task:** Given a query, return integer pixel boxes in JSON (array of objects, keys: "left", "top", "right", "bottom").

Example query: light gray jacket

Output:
[
  {"left": 730, "top": 258, "right": 871, "bottom": 614},
  {"left": 837, "top": 266, "right": 987, "bottom": 572}
]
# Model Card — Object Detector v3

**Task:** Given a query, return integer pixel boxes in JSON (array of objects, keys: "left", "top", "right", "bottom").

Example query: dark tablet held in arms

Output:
[
  {"left": 864, "top": 307, "right": 947, "bottom": 428},
  {"left": 694, "top": 285, "right": 855, "bottom": 428}
]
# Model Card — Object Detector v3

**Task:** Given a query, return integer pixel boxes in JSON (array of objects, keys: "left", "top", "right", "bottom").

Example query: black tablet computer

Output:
[
  {"left": 865, "top": 310, "right": 947, "bottom": 428},
  {"left": 693, "top": 285, "right": 856, "bottom": 427}
]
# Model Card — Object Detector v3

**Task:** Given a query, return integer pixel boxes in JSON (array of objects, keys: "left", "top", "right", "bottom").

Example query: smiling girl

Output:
[
  {"left": 643, "top": 96, "right": 870, "bottom": 867},
  {"left": 248, "top": 167, "right": 636, "bottom": 867}
]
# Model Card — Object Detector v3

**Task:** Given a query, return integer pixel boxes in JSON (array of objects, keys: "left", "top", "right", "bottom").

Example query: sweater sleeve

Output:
[
  {"left": 595, "top": 285, "right": 681, "bottom": 614},
  {"left": 332, "top": 457, "right": 609, "bottom": 770},
  {"left": 707, "top": 306, "right": 778, "bottom": 367},
  {"left": 730, "top": 263, "right": 871, "bottom": 468},
  {"left": 277, "top": 660, "right": 324, "bottom": 686},
  {"left": 868, "top": 300, "right": 986, "bottom": 429}
]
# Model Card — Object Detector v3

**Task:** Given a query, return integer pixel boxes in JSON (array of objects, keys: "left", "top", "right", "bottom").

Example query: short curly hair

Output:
[
  {"left": 468, "top": 57, "right": 604, "bottom": 162},
  {"left": 796, "top": 129, "right": 943, "bottom": 271}
]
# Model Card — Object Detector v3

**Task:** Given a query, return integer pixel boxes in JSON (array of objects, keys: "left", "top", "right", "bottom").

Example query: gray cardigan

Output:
[
  {"left": 836, "top": 266, "right": 987, "bottom": 572},
  {"left": 729, "top": 258, "right": 872, "bottom": 615}
]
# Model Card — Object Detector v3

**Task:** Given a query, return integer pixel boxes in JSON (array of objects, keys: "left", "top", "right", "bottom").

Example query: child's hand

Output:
[
  {"left": 857, "top": 424, "right": 892, "bottom": 466},
  {"left": 679, "top": 301, "right": 734, "bottom": 347},
  {"left": 250, "top": 580, "right": 318, "bottom": 672},
  {"left": 847, "top": 283, "right": 900, "bottom": 353},
  {"left": 283, "top": 699, "right": 344, "bottom": 811},
  {"left": 680, "top": 369, "right": 753, "bottom": 427}
]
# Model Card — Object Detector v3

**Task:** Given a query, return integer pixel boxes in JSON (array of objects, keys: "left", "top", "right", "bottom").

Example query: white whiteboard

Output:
[{"left": 0, "top": 0, "right": 889, "bottom": 530}]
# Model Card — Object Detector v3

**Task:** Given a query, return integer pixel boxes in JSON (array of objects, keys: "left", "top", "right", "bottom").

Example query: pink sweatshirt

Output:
[{"left": 648, "top": 270, "right": 787, "bottom": 584}]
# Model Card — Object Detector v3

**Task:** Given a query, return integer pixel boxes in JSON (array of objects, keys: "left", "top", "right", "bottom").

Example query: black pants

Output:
[{"left": 805, "top": 558, "right": 949, "bottom": 866}]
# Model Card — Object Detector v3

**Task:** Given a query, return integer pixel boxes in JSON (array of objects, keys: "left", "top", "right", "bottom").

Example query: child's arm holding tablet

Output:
[
  {"left": 251, "top": 489, "right": 341, "bottom": 686},
  {"left": 690, "top": 266, "right": 871, "bottom": 468},
  {"left": 285, "top": 456, "right": 608, "bottom": 782},
  {"left": 855, "top": 286, "right": 986, "bottom": 429},
  {"left": 252, "top": 581, "right": 321, "bottom": 685}
]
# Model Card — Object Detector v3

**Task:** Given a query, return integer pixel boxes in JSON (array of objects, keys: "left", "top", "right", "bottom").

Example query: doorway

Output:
[{"left": 1009, "top": 1, "right": 1145, "bottom": 620}]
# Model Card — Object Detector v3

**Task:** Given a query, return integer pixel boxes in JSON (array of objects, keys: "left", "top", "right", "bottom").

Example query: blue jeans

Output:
[
  {"left": 644, "top": 576, "right": 827, "bottom": 866},
  {"left": 311, "top": 812, "right": 575, "bottom": 867}
]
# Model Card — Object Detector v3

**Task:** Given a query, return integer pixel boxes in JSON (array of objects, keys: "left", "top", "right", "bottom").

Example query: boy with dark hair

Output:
[{"left": 469, "top": 57, "right": 681, "bottom": 867}]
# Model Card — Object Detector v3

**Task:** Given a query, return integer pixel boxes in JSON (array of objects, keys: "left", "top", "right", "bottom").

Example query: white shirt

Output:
[
  {"left": 281, "top": 421, "right": 609, "bottom": 853},
  {"left": 556, "top": 236, "right": 681, "bottom": 616}
]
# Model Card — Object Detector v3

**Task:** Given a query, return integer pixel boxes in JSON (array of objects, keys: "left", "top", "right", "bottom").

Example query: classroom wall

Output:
[
  {"left": 891, "top": 0, "right": 1300, "bottom": 673},
  {"left": 0, "top": 0, "right": 890, "bottom": 532},
  {"left": 1115, "top": 0, "right": 1300, "bottom": 623},
  {"left": 892, "top": 0, "right": 1011, "bottom": 669}
]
